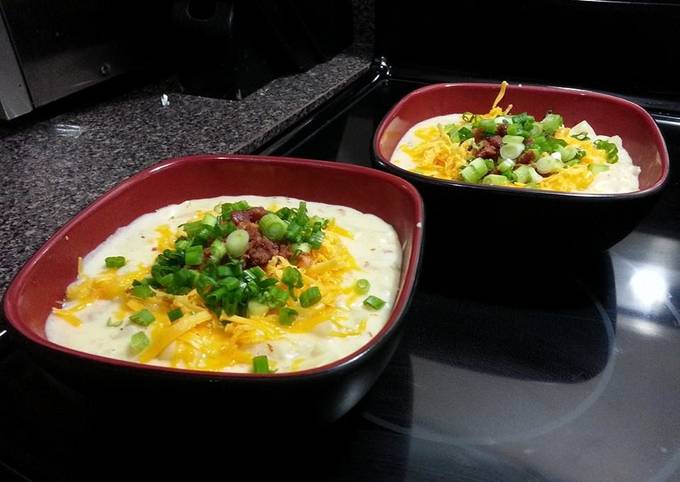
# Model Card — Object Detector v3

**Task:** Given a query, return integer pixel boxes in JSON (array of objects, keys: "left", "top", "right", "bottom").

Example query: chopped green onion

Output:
[
  {"left": 221, "top": 201, "right": 250, "bottom": 218},
  {"left": 500, "top": 143, "right": 524, "bottom": 160},
  {"left": 461, "top": 165, "right": 481, "bottom": 183},
  {"left": 497, "top": 159, "right": 515, "bottom": 173},
  {"left": 363, "top": 295, "right": 386, "bottom": 310},
  {"left": 130, "top": 308, "right": 155, "bottom": 327},
  {"left": 528, "top": 123, "right": 543, "bottom": 138},
  {"left": 201, "top": 214, "right": 217, "bottom": 227},
  {"left": 589, "top": 164, "right": 610, "bottom": 174},
  {"left": 477, "top": 118, "right": 496, "bottom": 134},
  {"left": 259, "top": 213, "right": 288, "bottom": 241},
  {"left": 129, "top": 332, "right": 150, "bottom": 355},
  {"left": 225, "top": 229, "right": 249, "bottom": 257},
  {"left": 507, "top": 123, "right": 525, "bottom": 136},
  {"left": 355, "top": 279, "right": 370, "bottom": 294},
  {"left": 502, "top": 135, "right": 524, "bottom": 145},
  {"left": 175, "top": 239, "right": 191, "bottom": 251},
  {"left": 215, "top": 221, "right": 236, "bottom": 238},
  {"left": 292, "top": 242, "right": 311, "bottom": 254},
  {"left": 264, "top": 286, "right": 289, "bottom": 308},
  {"left": 457, "top": 126, "right": 473, "bottom": 142},
  {"left": 528, "top": 166, "right": 545, "bottom": 183},
  {"left": 540, "top": 113, "right": 563, "bottom": 135},
  {"left": 279, "top": 307, "right": 298, "bottom": 326},
  {"left": 558, "top": 146, "right": 580, "bottom": 162},
  {"left": 167, "top": 308, "right": 183, "bottom": 321},
  {"left": 502, "top": 170, "right": 518, "bottom": 182},
  {"left": 248, "top": 300, "right": 269, "bottom": 317},
  {"left": 514, "top": 165, "right": 531, "bottom": 184},
  {"left": 207, "top": 240, "right": 225, "bottom": 265},
  {"left": 572, "top": 132, "right": 590, "bottom": 141},
  {"left": 184, "top": 245, "right": 204, "bottom": 266},
  {"left": 535, "top": 156, "right": 564, "bottom": 175},
  {"left": 244, "top": 266, "right": 266, "bottom": 282},
  {"left": 220, "top": 276, "right": 241, "bottom": 291},
  {"left": 299, "top": 286, "right": 322, "bottom": 308},
  {"left": 281, "top": 266, "right": 303, "bottom": 299},
  {"left": 482, "top": 174, "right": 510, "bottom": 185},
  {"left": 131, "top": 282, "right": 154, "bottom": 299},
  {"left": 252, "top": 355, "right": 271, "bottom": 374},
  {"left": 105, "top": 256, "right": 126, "bottom": 269},
  {"left": 469, "top": 158, "right": 489, "bottom": 177},
  {"left": 594, "top": 139, "right": 619, "bottom": 163},
  {"left": 182, "top": 221, "right": 204, "bottom": 237},
  {"left": 106, "top": 318, "right": 123, "bottom": 327}
]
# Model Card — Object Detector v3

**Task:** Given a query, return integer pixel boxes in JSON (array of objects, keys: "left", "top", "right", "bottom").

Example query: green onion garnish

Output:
[
  {"left": 502, "top": 135, "right": 524, "bottom": 145},
  {"left": 225, "top": 229, "right": 249, "bottom": 258},
  {"left": 589, "top": 164, "right": 610, "bottom": 175},
  {"left": 281, "top": 266, "right": 303, "bottom": 299},
  {"left": 106, "top": 318, "right": 123, "bottom": 327},
  {"left": 167, "top": 308, "right": 183, "bottom": 321},
  {"left": 299, "top": 286, "right": 322, "bottom": 308},
  {"left": 184, "top": 245, "right": 204, "bottom": 266},
  {"left": 247, "top": 300, "right": 269, "bottom": 317},
  {"left": 259, "top": 213, "right": 288, "bottom": 241},
  {"left": 477, "top": 118, "right": 496, "bottom": 134},
  {"left": 131, "top": 281, "right": 154, "bottom": 299},
  {"left": 482, "top": 174, "right": 510, "bottom": 186},
  {"left": 279, "top": 307, "right": 298, "bottom": 326},
  {"left": 209, "top": 239, "right": 227, "bottom": 264},
  {"left": 499, "top": 142, "right": 524, "bottom": 160},
  {"left": 105, "top": 256, "right": 126, "bottom": 269},
  {"left": 514, "top": 165, "right": 532, "bottom": 184},
  {"left": 129, "top": 332, "right": 150, "bottom": 355},
  {"left": 363, "top": 295, "right": 386, "bottom": 310},
  {"left": 457, "top": 126, "right": 473, "bottom": 142},
  {"left": 594, "top": 139, "right": 619, "bottom": 163},
  {"left": 252, "top": 355, "right": 271, "bottom": 374},
  {"left": 572, "top": 132, "right": 590, "bottom": 141},
  {"left": 355, "top": 279, "right": 370, "bottom": 295},
  {"left": 540, "top": 113, "right": 563, "bottom": 135},
  {"left": 130, "top": 309, "right": 155, "bottom": 326},
  {"left": 535, "top": 156, "right": 564, "bottom": 175}
]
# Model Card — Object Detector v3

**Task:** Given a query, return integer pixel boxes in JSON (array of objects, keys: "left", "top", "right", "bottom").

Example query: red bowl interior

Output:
[
  {"left": 3, "top": 155, "right": 424, "bottom": 378},
  {"left": 375, "top": 83, "right": 669, "bottom": 193}
]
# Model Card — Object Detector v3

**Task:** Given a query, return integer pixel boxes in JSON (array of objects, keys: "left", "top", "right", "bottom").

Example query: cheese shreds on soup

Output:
[
  {"left": 389, "top": 81, "right": 641, "bottom": 193},
  {"left": 46, "top": 196, "right": 402, "bottom": 374}
]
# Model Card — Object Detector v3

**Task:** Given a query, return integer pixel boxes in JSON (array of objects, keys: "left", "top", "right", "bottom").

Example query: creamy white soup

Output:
[{"left": 47, "top": 196, "right": 402, "bottom": 374}]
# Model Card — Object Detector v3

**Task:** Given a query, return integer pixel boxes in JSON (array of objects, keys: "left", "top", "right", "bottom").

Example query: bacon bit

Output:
[
  {"left": 487, "top": 135, "right": 502, "bottom": 149},
  {"left": 517, "top": 150, "right": 536, "bottom": 165},
  {"left": 297, "top": 254, "right": 313, "bottom": 269},
  {"left": 230, "top": 207, "right": 268, "bottom": 224},
  {"left": 473, "top": 127, "right": 485, "bottom": 142}
]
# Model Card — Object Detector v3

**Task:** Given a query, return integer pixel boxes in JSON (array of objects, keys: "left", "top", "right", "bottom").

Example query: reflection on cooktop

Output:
[{"left": 362, "top": 253, "right": 617, "bottom": 442}]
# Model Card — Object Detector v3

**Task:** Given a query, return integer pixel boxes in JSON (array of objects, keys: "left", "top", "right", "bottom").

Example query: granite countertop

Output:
[{"left": 0, "top": 52, "right": 371, "bottom": 298}]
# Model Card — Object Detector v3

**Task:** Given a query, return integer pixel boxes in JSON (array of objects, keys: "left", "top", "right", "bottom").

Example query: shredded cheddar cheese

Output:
[
  {"left": 52, "top": 219, "right": 366, "bottom": 372},
  {"left": 396, "top": 81, "right": 618, "bottom": 193}
]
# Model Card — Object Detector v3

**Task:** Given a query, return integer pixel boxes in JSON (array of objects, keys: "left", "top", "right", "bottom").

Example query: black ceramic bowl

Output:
[
  {"left": 3, "top": 155, "right": 424, "bottom": 424},
  {"left": 373, "top": 83, "right": 669, "bottom": 251}
]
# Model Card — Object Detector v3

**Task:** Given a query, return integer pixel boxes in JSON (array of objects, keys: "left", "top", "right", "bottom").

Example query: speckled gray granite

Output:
[{"left": 0, "top": 52, "right": 371, "bottom": 299}]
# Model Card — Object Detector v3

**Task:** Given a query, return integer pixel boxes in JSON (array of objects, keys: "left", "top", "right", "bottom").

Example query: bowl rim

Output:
[
  {"left": 3, "top": 154, "right": 425, "bottom": 381},
  {"left": 373, "top": 82, "right": 670, "bottom": 200}
]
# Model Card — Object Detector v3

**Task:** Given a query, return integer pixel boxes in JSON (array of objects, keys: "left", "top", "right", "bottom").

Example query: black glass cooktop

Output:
[{"left": 1, "top": 72, "right": 679, "bottom": 481}]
